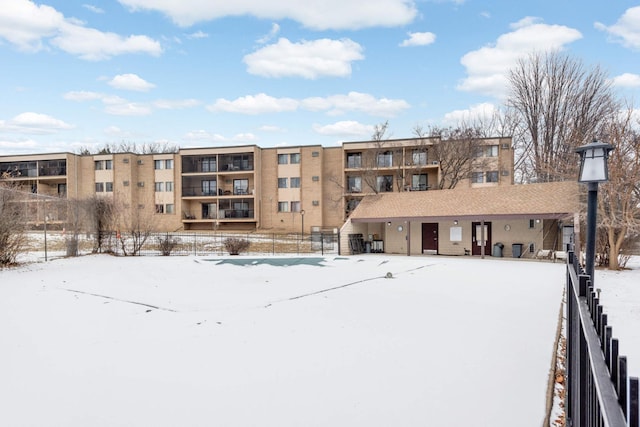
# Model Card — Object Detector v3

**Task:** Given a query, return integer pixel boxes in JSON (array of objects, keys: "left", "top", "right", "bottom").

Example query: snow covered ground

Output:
[{"left": 0, "top": 253, "right": 637, "bottom": 427}]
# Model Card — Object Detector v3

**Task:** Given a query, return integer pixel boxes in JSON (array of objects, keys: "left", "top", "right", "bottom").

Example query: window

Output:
[
  {"left": 376, "top": 175, "right": 393, "bottom": 192},
  {"left": 137, "top": 181, "right": 145, "bottom": 187},
  {"left": 278, "top": 177, "right": 288, "bottom": 188},
  {"left": 290, "top": 153, "right": 301, "bottom": 164},
  {"left": 474, "top": 145, "right": 499, "bottom": 157},
  {"left": 290, "top": 177, "right": 301, "bottom": 188},
  {"left": 165, "top": 159, "right": 174, "bottom": 169},
  {"left": 123, "top": 180, "right": 130, "bottom": 186},
  {"left": 155, "top": 182, "right": 164, "bottom": 192},
  {"left": 233, "top": 179, "right": 249, "bottom": 195},
  {"left": 529, "top": 219, "right": 536, "bottom": 228},
  {"left": 312, "top": 200, "right": 320, "bottom": 206},
  {"left": 94, "top": 161, "right": 103, "bottom": 170},
  {"left": 154, "top": 160, "right": 164, "bottom": 170},
  {"left": 278, "top": 154, "right": 288, "bottom": 165},
  {"left": 291, "top": 201, "right": 301, "bottom": 212},
  {"left": 529, "top": 243, "right": 535, "bottom": 253},
  {"left": 278, "top": 201, "right": 289, "bottom": 212},
  {"left": 95, "top": 182, "right": 104, "bottom": 192},
  {"left": 346, "top": 153, "right": 362, "bottom": 168},
  {"left": 412, "top": 174, "right": 428, "bottom": 190},
  {"left": 166, "top": 204, "right": 174, "bottom": 214},
  {"left": 123, "top": 158, "right": 130, "bottom": 164},
  {"left": 201, "top": 157, "right": 216, "bottom": 172},
  {"left": 347, "top": 176, "right": 362, "bottom": 193},
  {"left": 105, "top": 182, "right": 113, "bottom": 192},
  {"left": 155, "top": 204, "right": 164, "bottom": 214},
  {"left": 377, "top": 151, "right": 393, "bottom": 168},
  {"left": 105, "top": 160, "right": 113, "bottom": 170},
  {"left": 486, "top": 171, "right": 499, "bottom": 183},
  {"left": 472, "top": 172, "right": 484, "bottom": 183},
  {"left": 412, "top": 150, "right": 427, "bottom": 166},
  {"left": 165, "top": 181, "right": 173, "bottom": 192},
  {"left": 312, "top": 151, "right": 319, "bottom": 157},
  {"left": 312, "top": 176, "right": 320, "bottom": 182},
  {"left": 201, "top": 180, "right": 216, "bottom": 196}
]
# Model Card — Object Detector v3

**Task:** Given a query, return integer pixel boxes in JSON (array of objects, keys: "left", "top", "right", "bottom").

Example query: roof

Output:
[{"left": 349, "top": 181, "right": 580, "bottom": 222}]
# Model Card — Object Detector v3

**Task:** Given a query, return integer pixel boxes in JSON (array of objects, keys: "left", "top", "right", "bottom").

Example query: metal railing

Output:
[
  {"left": 30, "top": 231, "right": 340, "bottom": 258},
  {"left": 566, "top": 250, "right": 639, "bottom": 426}
]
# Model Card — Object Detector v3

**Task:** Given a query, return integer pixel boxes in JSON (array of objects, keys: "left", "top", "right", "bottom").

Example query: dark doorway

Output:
[
  {"left": 471, "top": 222, "right": 492, "bottom": 256},
  {"left": 422, "top": 223, "right": 438, "bottom": 254}
]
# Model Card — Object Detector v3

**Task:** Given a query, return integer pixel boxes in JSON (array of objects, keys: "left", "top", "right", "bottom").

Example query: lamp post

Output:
[
  {"left": 575, "top": 140, "right": 613, "bottom": 283},
  {"left": 300, "top": 209, "right": 305, "bottom": 239}
]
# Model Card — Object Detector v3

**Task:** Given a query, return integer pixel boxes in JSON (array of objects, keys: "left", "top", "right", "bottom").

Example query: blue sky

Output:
[{"left": 1, "top": 0, "right": 639, "bottom": 155}]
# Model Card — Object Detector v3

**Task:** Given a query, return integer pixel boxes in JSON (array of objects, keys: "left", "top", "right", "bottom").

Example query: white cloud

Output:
[
  {"left": 257, "top": 23, "right": 280, "bottom": 44},
  {"left": 611, "top": 73, "right": 640, "bottom": 88},
  {"left": 207, "top": 92, "right": 410, "bottom": 116},
  {"left": 63, "top": 91, "right": 105, "bottom": 101},
  {"left": 104, "top": 102, "right": 152, "bottom": 116},
  {"left": 244, "top": 38, "right": 364, "bottom": 79},
  {"left": 595, "top": 6, "right": 640, "bottom": 50},
  {"left": 208, "top": 93, "right": 299, "bottom": 114},
  {"left": 108, "top": 74, "right": 156, "bottom": 92},
  {"left": 103, "top": 126, "right": 132, "bottom": 137},
  {"left": 64, "top": 90, "right": 199, "bottom": 115},
  {"left": 259, "top": 125, "right": 285, "bottom": 132},
  {"left": 302, "top": 92, "right": 410, "bottom": 116},
  {"left": 0, "top": 138, "right": 40, "bottom": 153},
  {"left": 0, "top": 112, "right": 74, "bottom": 134},
  {"left": 0, "top": 0, "right": 161, "bottom": 60},
  {"left": 458, "top": 17, "right": 582, "bottom": 98},
  {"left": 442, "top": 103, "right": 497, "bottom": 125},
  {"left": 399, "top": 32, "right": 436, "bottom": 47},
  {"left": 117, "top": 0, "right": 417, "bottom": 30},
  {"left": 83, "top": 4, "right": 105, "bottom": 14},
  {"left": 312, "top": 120, "right": 374, "bottom": 136},
  {"left": 153, "top": 99, "right": 201, "bottom": 109},
  {"left": 186, "top": 31, "right": 208, "bottom": 39},
  {"left": 184, "top": 130, "right": 258, "bottom": 142},
  {"left": 52, "top": 22, "right": 162, "bottom": 61}
]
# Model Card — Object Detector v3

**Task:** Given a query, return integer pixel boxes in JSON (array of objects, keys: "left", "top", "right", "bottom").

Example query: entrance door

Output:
[
  {"left": 472, "top": 222, "right": 492, "bottom": 256},
  {"left": 422, "top": 223, "right": 438, "bottom": 254}
]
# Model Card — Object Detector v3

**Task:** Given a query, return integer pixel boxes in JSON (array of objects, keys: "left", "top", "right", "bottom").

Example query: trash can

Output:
[
  {"left": 492, "top": 242, "right": 504, "bottom": 257},
  {"left": 364, "top": 241, "right": 372, "bottom": 253},
  {"left": 512, "top": 243, "right": 523, "bottom": 258}
]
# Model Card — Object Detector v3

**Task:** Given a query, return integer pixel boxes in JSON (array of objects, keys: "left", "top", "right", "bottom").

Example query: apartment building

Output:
[{"left": 0, "top": 136, "right": 520, "bottom": 237}]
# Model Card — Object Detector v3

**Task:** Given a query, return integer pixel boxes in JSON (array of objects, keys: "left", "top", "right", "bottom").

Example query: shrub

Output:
[
  {"left": 157, "top": 234, "right": 179, "bottom": 256},
  {"left": 223, "top": 238, "right": 250, "bottom": 255}
]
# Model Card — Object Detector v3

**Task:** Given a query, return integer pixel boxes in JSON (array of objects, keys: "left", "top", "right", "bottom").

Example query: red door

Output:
[
  {"left": 472, "top": 222, "right": 492, "bottom": 256},
  {"left": 422, "top": 223, "right": 438, "bottom": 254}
]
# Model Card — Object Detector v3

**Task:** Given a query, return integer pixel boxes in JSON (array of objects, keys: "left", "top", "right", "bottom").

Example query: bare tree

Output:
[
  {"left": 116, "top": 196, "right": 155, "bottom": 256},
  {"left": 507, "top": 51, "right": 617, "bottom": 182},
  {"left": 424, "top": 126, "right": 491, "bottom": 189},
  {"left": 83, "top": 195, "right": 117, "bottom": 253},
  {"left": 595, "top": 106, "right": 640, "bottom": 269},
  {"left": 0, "top": 184, "right": 28, "bottom": 266}
]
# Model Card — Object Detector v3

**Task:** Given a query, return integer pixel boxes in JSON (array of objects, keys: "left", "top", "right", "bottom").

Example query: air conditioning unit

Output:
[
  {"left": 312, "top": 200, "right": 320, "bottom": 206},
  {"left": 123, "top": 158, "right": 130, "bottom": 164},
  {"left": 137, "top": 181, "right": 144, "bottom": 187},
  {"left": 137, "top": 159, "right": 144, "bottom": 165},
  {"left": 432, "top": 161, "right": 439, "bottom": 165},
  {"left": 501, "top": 143, "right": 511, "bottom": 150}
]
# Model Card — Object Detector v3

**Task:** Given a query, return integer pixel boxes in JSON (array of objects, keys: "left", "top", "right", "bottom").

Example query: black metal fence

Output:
[
  {"left": 32, "top": 231, "right": 340, "bottom": 258},
  {"left": 566, "top": 250, "right": 639, "bottom": 427}
]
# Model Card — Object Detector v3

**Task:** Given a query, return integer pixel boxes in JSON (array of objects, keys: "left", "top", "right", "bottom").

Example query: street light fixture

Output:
[
  {"left": 575, "top": 140, "right": 614, "bottom": 283},
  {"left": 300, "top": 209, "right": 305, "bottom": 239}
]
